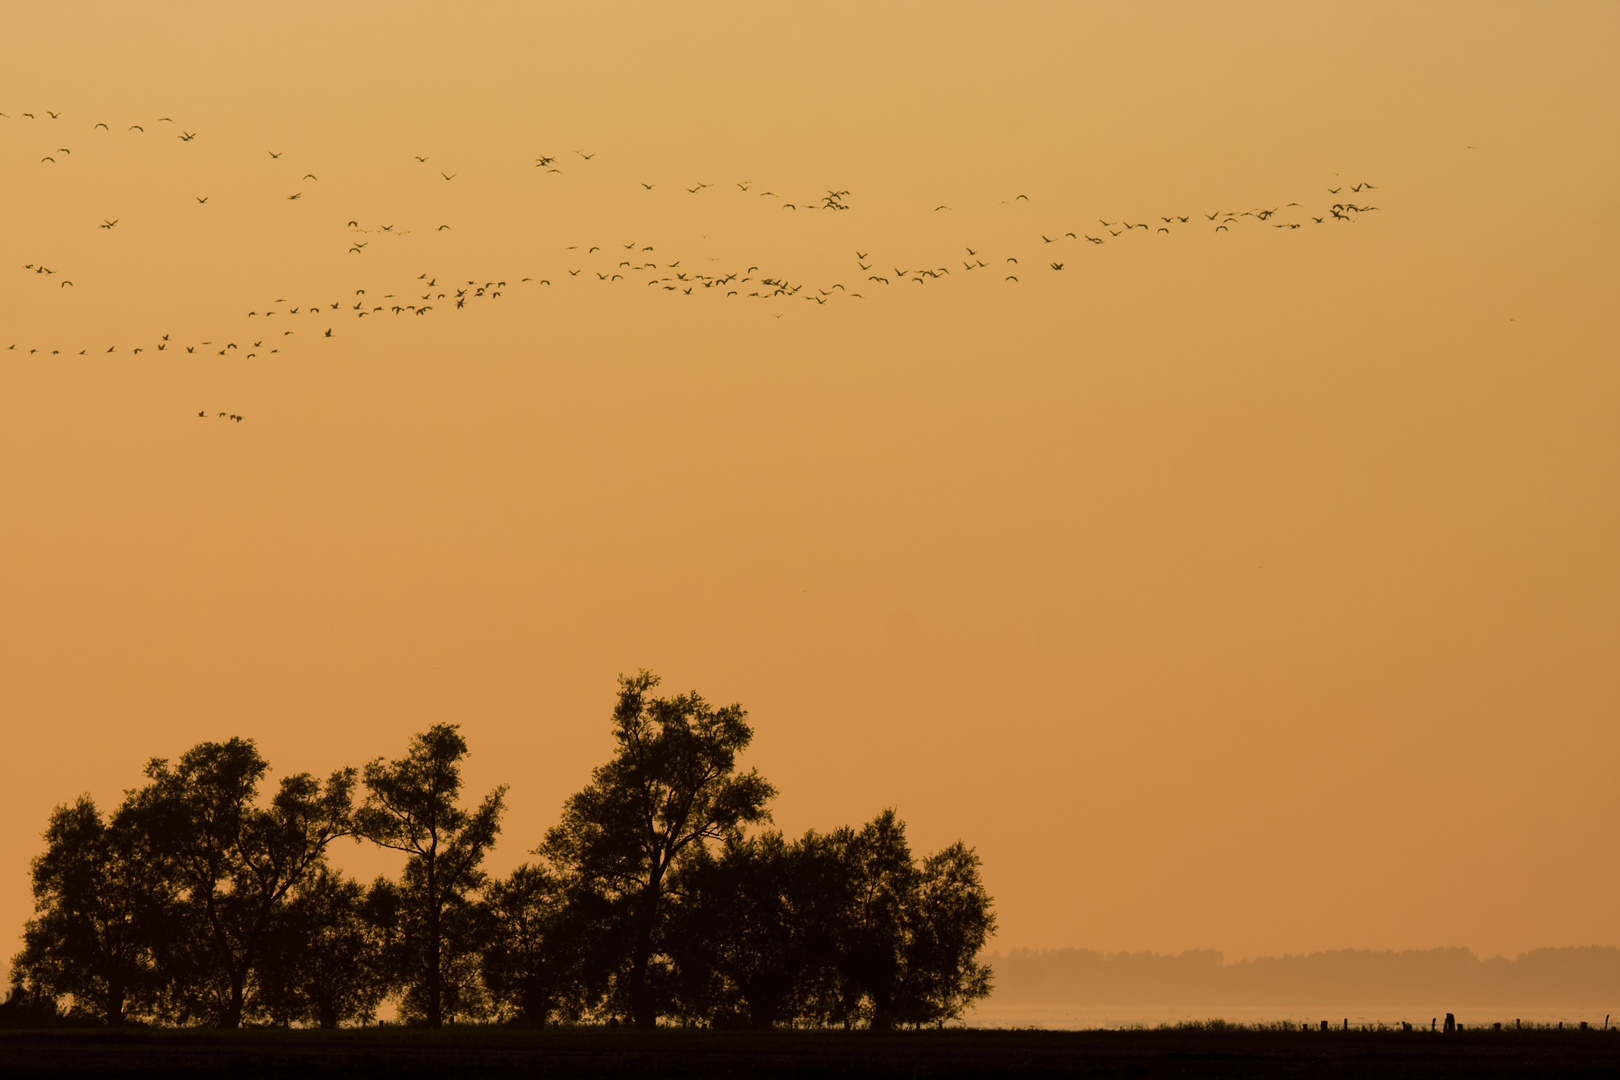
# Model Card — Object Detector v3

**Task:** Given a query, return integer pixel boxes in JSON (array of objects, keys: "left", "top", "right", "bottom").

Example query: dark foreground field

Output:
[{"left": 1, "top": 1026, "right": 1618, "bottom": 1079}]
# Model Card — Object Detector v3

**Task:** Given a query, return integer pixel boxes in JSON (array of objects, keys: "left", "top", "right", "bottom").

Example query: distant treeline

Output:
[
  {"left": 989, "top": 947, "right": 1620, "bottom": 1006},
  {"left": 10, "top": 672, "right": 994, "bottom": 1030}
]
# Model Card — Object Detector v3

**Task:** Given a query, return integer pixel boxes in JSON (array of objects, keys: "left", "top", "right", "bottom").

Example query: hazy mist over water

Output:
[
  {"left": 968, "top": 947, "right": 1620, "bottom": 1027},
  {"left": 963, "top": 1004, "right": 1612, "bottom": 1032}
]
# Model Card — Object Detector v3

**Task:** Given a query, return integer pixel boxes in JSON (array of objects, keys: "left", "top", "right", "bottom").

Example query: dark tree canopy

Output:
[
  {"left": 838, "top": 811, "right": 996, "bottom": 1029},
  {"left": 254, "top": 866, "right": 391, "bottom": 1028},
  {"left": 356, "top": 723, "right": 505, "bottom": 1027},
  {"left": 11, "top": 683, "right": 995, "bottom": 1031},
  {"left": 480, "top": 862, "right": 614, "bottom": 1026},
  {"left": 15, "top": 796, "right": 174, "bottom": 1025},
  {"left": 667, "top": 829, "right": 857, "bottom": 1028},
  {"left": 130, "top": 738, "right": 357, "bottom": 1027},
  {"left": 541, "top": 671, "right": 776, "bottom": 1028}
]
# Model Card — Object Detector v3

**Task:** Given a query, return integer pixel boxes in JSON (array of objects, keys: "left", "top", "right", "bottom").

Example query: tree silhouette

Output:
[
  {"left": 541, "top": 671, "right": 775, "bottom": 1028},
  {"left": 11, "top": 704, "right": 997, "bottom": 1031},
  {"left": 838, "top": 810, "right": 917, "bottom": 1029},
  {"left": 13, "top": 796, "right": 174, "bottom": 1024},
  {"left": 130, "top": 739, "right": 357, "bottom": 1028},
  {"left": 356, "top": 724, "right": 505, "bottom": 1027},
  {"left": 838, "top": 810, "right": 995, "bottom": 1029},
  {"left": 904, "top": 841, "right": 997, "bottom": 1025},
  {"left": 481, "top": 863, "right": 612, "bottom": 1025},
  {"left": 667, "top": 829, "right": 857, "bottom": 1028},
  {"left": 253, "top": 866, "right": 391, "bottom": 1028}
]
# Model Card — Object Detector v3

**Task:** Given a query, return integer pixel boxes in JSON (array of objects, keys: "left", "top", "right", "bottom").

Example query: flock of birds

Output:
[{"left": 4, "top": 109, "right": 1382, "bottom": 423}]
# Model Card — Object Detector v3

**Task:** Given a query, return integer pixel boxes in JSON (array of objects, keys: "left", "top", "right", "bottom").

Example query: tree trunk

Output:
[
  {"left": 224, "top": 972, "right": 247, "bottom": 1028},
  {"left": 105, "top": 982, "right": 125, "bottom": 1027},
  {"left": 869, "top": 994, "right": 894, "bottom": 1032},
  {"left": 629, "top": 946, "right": 654, "bottom": 1028},
  {"left": 629, "top": 884, "right": 660, "bottom": 1029},
  {"left": 427, "top": 854, "right": 443, "bottom": 1028}
]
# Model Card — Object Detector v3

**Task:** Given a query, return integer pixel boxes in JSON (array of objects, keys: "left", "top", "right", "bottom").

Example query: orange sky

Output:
[{"left": 2, "top": 2, "right": 1617, "bottom": 987}]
